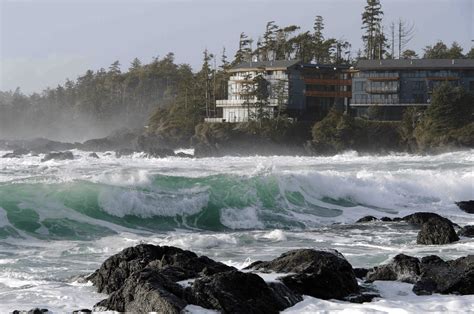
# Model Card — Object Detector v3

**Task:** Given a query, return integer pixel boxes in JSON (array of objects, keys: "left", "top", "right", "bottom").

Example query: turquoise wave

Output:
[{"left": 0, "top": 173, "right": 391, "bottom": 240}]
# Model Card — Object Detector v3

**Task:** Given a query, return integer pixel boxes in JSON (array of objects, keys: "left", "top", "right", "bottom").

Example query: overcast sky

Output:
[{"left": 0, "top": 0, "right": 472, "bottom": 94}]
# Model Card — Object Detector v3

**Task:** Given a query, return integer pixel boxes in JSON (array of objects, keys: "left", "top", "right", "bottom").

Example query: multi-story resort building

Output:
[
  {"left": 205, "top": 60, "right": 352, "bottom": 123},
  {"left": 351, "top": 59, "right": 474, "bottom": 120},
  {"left": 205, "top": 59, "right": 474, "bottom": 123}
]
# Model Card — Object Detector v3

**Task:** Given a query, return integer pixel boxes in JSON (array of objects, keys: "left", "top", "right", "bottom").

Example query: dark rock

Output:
[
  {"left": 458, "top": 225, "right": 474, "bottom": 237},
  {"left": 41, "top": 151, "right": 74, "bottom": 162},
  {"left": 392, "top": 217, "right": 403, "bottom": 222},
  {"left": 416, "top": 217, "right": 459, "bottom": 245},
  {"left": 94, "top": 268, "right": 187, "bottom": 313},
  {"left": 28, "top": 309, "right": 48, "bottom": 314},
  {"left": 366, "top": 254, "right": 421, "bottom": 283},
  {"left": 402, "top": 212, "right": 450, "bottom": 225},
  {"left": 89, "top": 244, "right": 234, "bottom": 294},
  {"left": 380, "top": 217, "right": 392, "bottom": 222},
  {"left": 356, "top": 216, "right": 378, "bottom": 223},
  {"left": 82, "top": 128, "right": 141, "bottom": 152},
  {"left": 186, "top": 270, "right": 284, "bottom": 314},
  {"left": 354, "top": 268, "right": 369, "bottom": 279},
  {"left": 345, "top": 293, "right": 380, "bottom": 303},
  {"left": 456, "top": 201, "right": 474, "bottom": 214},
  {"left": 115, "top": 148, "right": 135, "bottom": 158},
  {"left": 175, "top": 152, "right": 193, "bottom": 158},
  {"left": 266, "top": 281, "right": 303, "bottom": 309},
  {"left": 2, "top": 152, "right": 20, "bottom": 158},
  {"left": 147, "top": 147, "right": 176, "bottom": 158},
  {"left": 73, "top": 310, "right": 92, "bottom": 314},
  {"left": 413, "top": 255, "right": 474, "bottom": 295},
  {"left": 245, "top": 249, "right": 359, "bottom": 300},
  {"left": 88, "top": 152, "right": 99, "bottom": 158}
]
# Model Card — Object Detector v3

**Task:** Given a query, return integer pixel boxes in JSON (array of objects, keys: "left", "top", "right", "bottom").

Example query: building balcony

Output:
[
  {"left": 304, "top": 78, "right": 352, "bottom": 86},
  {"left": 365, "top": 88, "right": 399, "bottom": 94},
  {"left": 305, "top": 91, "right": 352, "bottom": 98},
  {"left": 216, "top": 99, "right": 280, "bottom": 107}
]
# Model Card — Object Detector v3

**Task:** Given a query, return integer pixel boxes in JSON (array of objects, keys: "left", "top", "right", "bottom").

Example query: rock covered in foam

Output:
[
  {"left": 245, "top": 249, "right": 359, "bottom": 300},
  {"left": 41, "top": 151, "right": 74, "bottom": 162}
]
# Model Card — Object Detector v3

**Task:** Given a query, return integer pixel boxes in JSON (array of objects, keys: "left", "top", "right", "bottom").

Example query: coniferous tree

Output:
[{"left": 361, "top": 0, "right": 385, "bottom": 60}]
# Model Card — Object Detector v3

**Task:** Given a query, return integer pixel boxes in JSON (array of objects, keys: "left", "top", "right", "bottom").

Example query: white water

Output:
[{"left": 0, "top": 150, "right": 473, "bottom": 312}]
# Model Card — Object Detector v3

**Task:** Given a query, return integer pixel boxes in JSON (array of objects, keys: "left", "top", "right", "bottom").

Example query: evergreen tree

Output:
[
  {"left": 401, "top": 49, "right": 418, "bottom": 59},
  {"left": 361, "top": 0, "right": 385, "bottom": 60},
  {"left": 233, "top": 32, "right": 253, "bottom": 65}
]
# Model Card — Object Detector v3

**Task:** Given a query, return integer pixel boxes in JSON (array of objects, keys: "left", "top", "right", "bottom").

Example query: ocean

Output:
[{"left": 0, "top": 149, "right": 473, "bottom": 312}]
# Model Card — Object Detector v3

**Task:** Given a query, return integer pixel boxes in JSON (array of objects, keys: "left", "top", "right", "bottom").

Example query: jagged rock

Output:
[
  {"left": 413, "top": 255, "right": 474, "bottom": 295},
  {"left": 456, "top": 201, "right": 474, "bottom": 214},
  {"left": 88, "top": 152, "right": 99, "bottom": 158},
  {"left": 41, "top": 151, "right": 74, "bottom": 162},
  {"left": 458, "top": 225, "right": 474, "bottom": 237},
  {"left": 356, "top": 216, "right": 378, "bottom": 223},
  {"left": 147, "top": 147, "right": 176, "bottom": 158},
  {"left": 354, "top": 268, "right": 369, "bottom": 279},
  {"left": 185, "top": 270, "right": 285, "bottom": 314},
  {"left": 82, "top": 128, "right": 141, "bottom": 152},
  {"left": 266, "top": 281, "right": 303, "bottom": 309},
  {"left": 94, "top": 268, "right": 187, "bottom": 313},
  {"left": 115, "top": 148, "right": 135, "bottom": 158},
  {"left": 89, "top": 244, "right": 234, "bottom": 294},
  {"left": 366, "top": 254, "right": 421, "bottom": 283},
  {"left": 175, "top": 152, "right": 193, "bottom": 158},
  {"left": 402, "top": 212, "right": 450, "bottom": 225},
  {"left": 416, "top": 217, "right": 459, "bottom": 245},
  {"left": 245, "top": 249, "right": 359, "bottom": 300}
]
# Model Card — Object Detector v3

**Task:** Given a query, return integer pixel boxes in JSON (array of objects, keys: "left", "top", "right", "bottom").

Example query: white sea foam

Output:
[{"left": 220, "top": 206, "right": 264, "bottom": 229}]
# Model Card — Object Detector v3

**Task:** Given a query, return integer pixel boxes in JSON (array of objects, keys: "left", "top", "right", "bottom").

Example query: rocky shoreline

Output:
[{"left": 10, "top": 210, "right": 473, "bottom": 314}]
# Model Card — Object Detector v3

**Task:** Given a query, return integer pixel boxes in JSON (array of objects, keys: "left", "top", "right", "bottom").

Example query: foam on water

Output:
[{"left": 0, "top": 150, "right": 473, "bottom": 311}]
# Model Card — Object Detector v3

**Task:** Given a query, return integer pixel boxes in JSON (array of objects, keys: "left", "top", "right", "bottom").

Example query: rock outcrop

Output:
[
  {"left": 458, "top": 225, "right": 474, "bottom": 237},
  {"left": 416, "top": 217, "right": 459, "bottom": 245},
  {"left": 245, "top": 249, "right": 359, "bottom": 300},
  {"left": 456, "top": 201, "right": 474, "bottom": 214},
  {"left": 366, "top": 253, "right": 473, "bottom": 296},
  {"left": 41, "top": 151, "right": 74, "bottom": 162}
]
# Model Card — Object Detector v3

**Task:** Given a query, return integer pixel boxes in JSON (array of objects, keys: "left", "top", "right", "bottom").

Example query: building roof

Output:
[
  {"left": 230, "top": 60, "right": 301, "bottom": 72},
  {"left": 356, "top": 59, "right": 474, "bottom": 70}
]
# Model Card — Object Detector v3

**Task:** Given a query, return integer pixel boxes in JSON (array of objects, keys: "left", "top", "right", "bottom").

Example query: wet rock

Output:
[
  {"left": 28, "top": 309, "right": 49, "bottom": 314},
  {"left": 41, "top": 151, "right": 74, "bottom": 162},
  {"left": 89, "top": 244, "right": 234, "bottom": 294},
  {"left": 402, "top": 212, "right": 450, "bottom": 225},
  {"left": 413, "top": 255, "right": 474, "bottom": 295},
  {"left": 88, "top": 152, "right": 99, "bottom": 158},
  {"left": 345, "top": 292, "right": 380, "bottom": 303},
  {"left": 456, "top": 201, "right": 474, "bottom": 214},
  {"left": 366, "top": 254, "right": 421, "bottom": 284},
  {"left": 245, "top": 249, "right": 359, "bottom": 300},
  {"left": 72, "top": 310, "right": 92, "bottom": 314},
  {"left": 94, "top": 268, "right": 187, "bottom": 313},
  {"left": 458, "top": 225, "right": 474, "bottom": 237},
  {"left": 175, "top": 152, "right": 193, "bottom": 158},
  {"left": 356, "top": 216, "right": 378, "bottom": 223},
  {"left": 354, "top": 268, "right": 369, "bottom": 279},
  {"left": 2, "top": 152, "right": 20, "bottom": 158},
  {"left": 266, "top": 281, "right": 303, "bottom": 309},
  {"left": 416, "top": 217, "right": 459, "bottom": 245},
  {"left": 146, "top": 147, "right": 176, "bottom": 158},
  {"left": 186, "top": 270, "right": 285, "bottom": 314},
  {"left": 380, "top": 217, "right": 392, "bottom": 222},
  {"left": 82, "top": 128, "right": 141, "bottom": 152},
  {"left": 115, "top": 148, "right": 135, "bottom": 158}
]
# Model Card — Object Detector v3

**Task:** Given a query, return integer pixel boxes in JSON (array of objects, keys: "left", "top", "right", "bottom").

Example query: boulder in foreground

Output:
[
  {"left": 416, "top": 217, "right": 459, "bottom": 245},
  {"left": 245, "top": 249, "right": 359, "bottom": 300}
]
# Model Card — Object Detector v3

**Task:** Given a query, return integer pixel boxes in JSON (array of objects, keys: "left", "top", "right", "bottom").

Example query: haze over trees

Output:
[{"left": 0, "top": 0, "right": 472, "bottom": 144}]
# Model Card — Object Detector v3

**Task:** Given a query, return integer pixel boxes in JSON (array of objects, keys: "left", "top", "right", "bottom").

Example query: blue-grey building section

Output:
[{"left": 351, "top": 59, "right": 474, "bottom": 120}]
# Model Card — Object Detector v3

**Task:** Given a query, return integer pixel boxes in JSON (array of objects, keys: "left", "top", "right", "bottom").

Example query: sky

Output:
[{"left": 0, "top": 0, "right": 472, "bottom": 94}]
